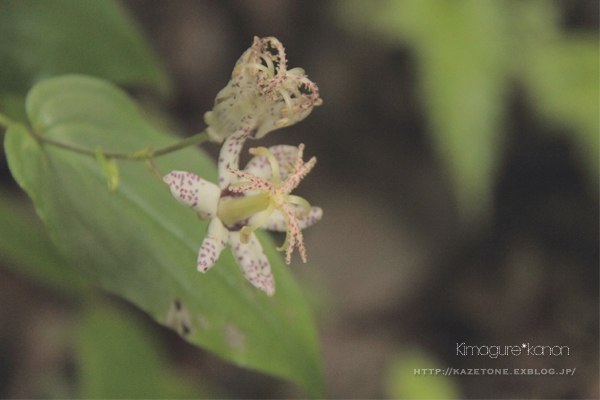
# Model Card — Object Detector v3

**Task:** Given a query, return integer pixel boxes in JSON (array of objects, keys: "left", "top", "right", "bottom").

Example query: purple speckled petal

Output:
[
  {"left": 163, "top": 171, "right": 220, "bottom": 220},
  {"left": 217, "top": 128, "right": 252, "bottom": 189},
  {"left": 197, "top": 218, "right": 229, "bottom": 273},
  {"left": 297, "top": 206, "right": 323, "bottom": 229},
  {"left": 229, "top": 231, "right": 275, "bottom": 296}
]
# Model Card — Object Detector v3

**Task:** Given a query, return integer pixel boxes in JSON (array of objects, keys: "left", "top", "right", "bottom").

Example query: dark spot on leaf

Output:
[{"left": 166, "top": 298, "right": 195, "bottom": 338}]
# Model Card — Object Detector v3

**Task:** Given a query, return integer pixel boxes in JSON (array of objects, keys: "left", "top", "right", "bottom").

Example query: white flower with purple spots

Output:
[
  {"left": 203, "top": 36, "right": 322, "bottom": 143},
  {"left": 163, "top": 139, "right": 322, "bottom": 296}
]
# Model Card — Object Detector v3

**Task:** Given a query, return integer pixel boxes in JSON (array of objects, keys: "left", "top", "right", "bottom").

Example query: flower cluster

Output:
[
  {"left": 164, "top": 37, "right": 322, "bottom": 296},
  {"left": 164, "top": 143, "right": 321, "bottom": 296}
]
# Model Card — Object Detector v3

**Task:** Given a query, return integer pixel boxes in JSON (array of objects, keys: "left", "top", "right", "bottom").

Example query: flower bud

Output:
[{"left": 204, "top": 37, "right": 322, "bottom": 143}]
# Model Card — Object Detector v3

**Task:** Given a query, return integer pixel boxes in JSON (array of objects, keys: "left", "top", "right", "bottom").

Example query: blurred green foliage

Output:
[
  {"left": 337, "top": 0, "right": 598, "bottom": 222},
  {"left": 386, "top": 347, "right": 461, "bottom": 399},
  {"left": 0, "top": 0, "right": 172, "bottom": 96},
  {"left": 0, "top": 0, "right": 323, "bottom": 397}
]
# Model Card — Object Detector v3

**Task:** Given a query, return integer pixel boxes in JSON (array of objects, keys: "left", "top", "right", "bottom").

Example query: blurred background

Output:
[{"left": 1, "top": 0, "right": 598, "bottom": 398}]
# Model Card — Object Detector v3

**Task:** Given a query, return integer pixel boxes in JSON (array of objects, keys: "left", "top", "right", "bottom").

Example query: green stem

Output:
[
  {"left": 0, "top": 112, "right": 209, "bottom": 161},
  {"left": 141, "top": 132, "right": 210, "bottom": 159},
  {"left": 30, "top": 129, "right": 209, "bottom": 160}
]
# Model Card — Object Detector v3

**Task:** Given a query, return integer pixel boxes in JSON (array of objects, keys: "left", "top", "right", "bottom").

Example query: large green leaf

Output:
[
  {"left": 77, "top": 298, "right": 210, "bottom": 398},
  {"left": 5, "top": 75, "right": 323, "bottom": 397},
  {"left": 0, "top": 0, "right": 171, "bottom": 95}
]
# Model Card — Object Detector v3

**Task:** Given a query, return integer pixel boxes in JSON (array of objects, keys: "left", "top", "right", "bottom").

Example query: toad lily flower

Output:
[
  {"left": 163, "top": 143, "right": 322, "bottom": 296},
  {"left": 203, "top": 36, "right": 322, "bottom": 143}
]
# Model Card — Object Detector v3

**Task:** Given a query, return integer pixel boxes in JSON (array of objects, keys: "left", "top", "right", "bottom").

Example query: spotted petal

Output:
[
  {"left": 298, "top": 206, "right": 323, "bottom": 229},
  {"left": 229, "top": 231, "right": 275, "bottom": 296},
  {"left": 197, "top": 218, "right": 229, "bottom": 273},
  {"left": 217, "top": 129, "right": 252, "bottom": 189},
  {"left": 163, "top": 171, "right": 220, "bottom": 220}
]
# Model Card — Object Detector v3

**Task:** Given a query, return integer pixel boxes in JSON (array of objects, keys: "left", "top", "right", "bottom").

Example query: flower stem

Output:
[
  {"left": 141, "top": 132, "right": 210, "bottom": 159},
  {"left": 0, "top": 112, "right": 209, "bottom": 161},
  {"left": 30, "top": 129, "right": 209, "bottom": 160}
]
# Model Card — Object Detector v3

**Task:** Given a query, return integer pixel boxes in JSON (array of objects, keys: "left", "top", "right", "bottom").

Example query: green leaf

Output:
[
  {"left": 0, "top": 190, "right": 87, "bottom": 295},
  {"left": 337, "top": 0, "right": 599, "bottom": 222},
  {"left": 404, "top": 0, "right": 507, "bottom": 223},
  {"left": 0, "top": 0, "right": 171, "bottom": 96},
  {"left": 77, "top": 298, "right": 210, "bottom": 398},
  {"left": 338, "top": 0, "right": 508, "bottom": 223},
  {"left": 5, "top": 75, "right": 323, "bottom": 397},
  {"left": 510, "top": 0, "right": 599, "bottom": 182}
]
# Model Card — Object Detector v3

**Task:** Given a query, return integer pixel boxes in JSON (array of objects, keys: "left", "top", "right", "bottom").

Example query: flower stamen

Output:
[
  {"left": 278, "top": 87, "right": 295, "bottom": 116},
  {"left": 260, "top": 55, "right": 276, "bottom": 76},
  {"left": 227, "top": 144, "right": 316, "bottom": 264},
  {"left": 285, "top": 194, "right": 311, "bottom": 217},
  {"left": 243, "top": 62, "right": 270, "bottom": 75},
  {"left": 249, "top": 146, "right": 281, "bottom": 185}
]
